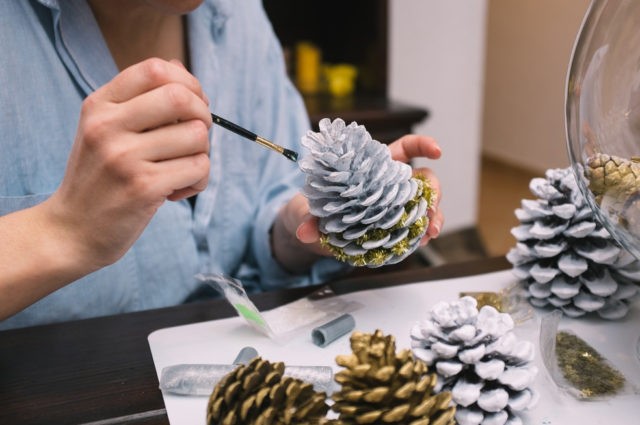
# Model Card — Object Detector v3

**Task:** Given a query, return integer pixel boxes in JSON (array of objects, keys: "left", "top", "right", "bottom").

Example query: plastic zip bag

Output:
[
  {"left": 539, "top": 309, "right": 630, "bottom": 400},
  {"left": 196, "top": 273, "right": 362, "bottom": 344}
]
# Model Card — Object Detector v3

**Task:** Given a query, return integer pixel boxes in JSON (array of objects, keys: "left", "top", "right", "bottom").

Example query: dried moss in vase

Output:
[
  {"left": 300, "top": 118, "right": 435, "bottom": 268},
  {"left": 555, "top": 331, "right": 625, "bottom": 398}
]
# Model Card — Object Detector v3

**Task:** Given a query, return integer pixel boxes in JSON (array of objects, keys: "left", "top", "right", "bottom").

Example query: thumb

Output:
[{"left": 296, "top": 216, "right": 320, "bottom": 244}]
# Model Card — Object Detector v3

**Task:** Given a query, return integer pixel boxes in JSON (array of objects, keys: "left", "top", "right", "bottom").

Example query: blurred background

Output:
[{"left": 263, "top": 0, "right": 591, "bottom": 265}]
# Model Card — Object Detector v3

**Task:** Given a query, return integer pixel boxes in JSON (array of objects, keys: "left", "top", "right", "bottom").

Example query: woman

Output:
[{"left": 0, "top": 0, "right": 443, "bottom": 328}]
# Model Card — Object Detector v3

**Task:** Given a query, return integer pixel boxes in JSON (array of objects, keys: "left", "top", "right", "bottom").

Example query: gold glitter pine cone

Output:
[
  {"left": 331, "top": 330, "right": 455, "bottom": 425},
  {"left": 207, "top": 357, "right": 330, "bottom": 425}
]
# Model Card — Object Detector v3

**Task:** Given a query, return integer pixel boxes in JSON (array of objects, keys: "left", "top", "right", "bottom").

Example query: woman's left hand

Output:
[
  {"left": 273, "top": 133, "right": 444, "bottom": 273},
  {"left": 387, "top": 134, "right": 443, "bottom": 245}
]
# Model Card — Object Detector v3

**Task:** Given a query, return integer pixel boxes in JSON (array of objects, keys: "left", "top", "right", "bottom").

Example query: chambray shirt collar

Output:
[
  {"left": 33, "top": 0, "right": 116, "bottom": 94},
  {"left": 35, "top": 0, "right": 233, "bottom": 95}
]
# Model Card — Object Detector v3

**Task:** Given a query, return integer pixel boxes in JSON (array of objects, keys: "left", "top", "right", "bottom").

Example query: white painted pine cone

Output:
[
  {"left": 299, "top": 118, "right": 434, "bottom": 267},
  {"left": 506, "top": 167, "right": 640, "bottom": 319},
  {"left": 410, "top": 297, "right": 538, "bottom": 425}
]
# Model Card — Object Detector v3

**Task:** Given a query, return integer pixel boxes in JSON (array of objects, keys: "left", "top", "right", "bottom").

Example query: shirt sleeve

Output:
[{"left": 234, "top": 1, "right": 350, "bottom": 291}]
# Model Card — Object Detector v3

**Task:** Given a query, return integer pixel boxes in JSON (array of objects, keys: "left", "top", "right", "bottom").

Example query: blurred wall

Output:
[
  {"left": 389, "top": 0, "right": 488, "bottom": 233},
  {"left": 482, "top": 0, "right": 591, "bottom": 173}
]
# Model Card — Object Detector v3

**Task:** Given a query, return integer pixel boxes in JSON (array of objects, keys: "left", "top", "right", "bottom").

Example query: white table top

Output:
[{"left": 148, "top": 270, "right": 640, "bottom": 425}]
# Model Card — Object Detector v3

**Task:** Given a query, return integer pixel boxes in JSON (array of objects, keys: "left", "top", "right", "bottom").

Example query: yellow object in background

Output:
[
  {"left": 323, "top": 64, "right": 358, "bottom": 97},
  {"left": 295, "top": 41, "right": 321, "bottom": 95}
]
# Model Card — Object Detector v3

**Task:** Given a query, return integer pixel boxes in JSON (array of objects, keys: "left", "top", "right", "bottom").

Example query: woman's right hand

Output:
[{"left": 45, "top": 58, "right": 212, "bottom": 269}]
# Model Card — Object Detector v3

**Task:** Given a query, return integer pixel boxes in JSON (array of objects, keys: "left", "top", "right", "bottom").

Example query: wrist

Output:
[
  {"left": 38, "top": 195, "right": 111, "bottom": 275},
  {"left": 0, "top": 200, "right": 103, "bottom": 320}
]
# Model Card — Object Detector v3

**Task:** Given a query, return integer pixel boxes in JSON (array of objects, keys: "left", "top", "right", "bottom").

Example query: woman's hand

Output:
[
  {"left": 272, "top": 133, "right": 443, "bottom": 273},
  {"left": 46, "top": 58, "right": 212, "bottom": 269},
  {"left": 0, "top": 58, "right": 212, "bottom": 319},
  {"left": 387, "top": 134, "right": 443, "bottom": 245}
]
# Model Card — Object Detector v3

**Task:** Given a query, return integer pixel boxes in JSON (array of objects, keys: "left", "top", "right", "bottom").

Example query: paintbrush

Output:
[{"left": 211, "top": 113, "right": 299, "bottom": 162}]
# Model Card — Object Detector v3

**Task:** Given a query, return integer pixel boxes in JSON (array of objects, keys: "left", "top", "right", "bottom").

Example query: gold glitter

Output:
[
  {"left": 352, "top": 255, "right": 367, "bottom": 267},
  {"left": 356, "top": 228, "right": 387, "bottom": 246},
  {"left": 459, "top": 291, "right": 504, "bottom": 311},
  {"left": 365, "top": 248, "right": 388, "bottom": 266},
  {"left": 320, "top": 174, "right": 435, "bottom": 267},
  {"left": 408, "top": 216, "right": 427, "bottom": 239},
  {"left": 555, "top": 331, "right": 625, "bottom": 398},
  {"left": 391, "top": 239, "right": 410, "bottom": 256}
]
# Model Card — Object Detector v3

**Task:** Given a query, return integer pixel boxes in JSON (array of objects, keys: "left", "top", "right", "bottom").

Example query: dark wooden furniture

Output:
[
  {"left": 263, "top": 0, "right": 429, "bottom": 144},
  {"left": 305, "top": 94, "right": 429, "bottom": 144},
  {"left": 263, "top": 0, "right": 389, "bottom": 96},
  {"left": 0, "top": 257, "right": 510, "bottom": 425}
]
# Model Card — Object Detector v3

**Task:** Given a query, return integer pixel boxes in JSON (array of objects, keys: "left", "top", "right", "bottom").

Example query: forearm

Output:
[{"left": 0, "top": 201, "right": 100, "bottom": 320}]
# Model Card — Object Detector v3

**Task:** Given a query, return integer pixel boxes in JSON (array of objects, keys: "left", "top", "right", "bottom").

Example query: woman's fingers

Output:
[
  {"left": 414, "top": 167, "right": 441, "bottom": 205},
  {"left": 296, "top": 216, "right": 320, "bottom": 244},
  {"left": 280, "top": 193, "right": 313, "bottom": 239},
  {"left": 118, "top": 82, "right": 212, "bottom": 132},
  {"left": 99, "top": 58, "right": 207, "bottom": 105},
  {"left": 412, "top": 166, "right": 443, "bottom": 242},
  {"left": 280, "top": 194, "right": 329, "bottom": 255},
  {"left": 148, "top": 152, "right": 210, "bottom": 198},
  {"left": 422, "top": 207, "right": 444, "bottom": 244},
  {"left": 388, "top": 134, "right": 442, "bottom": 163},
  {"left": 49, "top": 58, "right": 215, "bottom": 268},
  {"left": 134, "top": 119, "right": 210, "bottom": 162}
]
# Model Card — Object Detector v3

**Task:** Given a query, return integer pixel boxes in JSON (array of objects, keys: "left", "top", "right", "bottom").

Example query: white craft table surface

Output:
[{"left": 149, "top": 268, "right": 640, "bottom": 425}]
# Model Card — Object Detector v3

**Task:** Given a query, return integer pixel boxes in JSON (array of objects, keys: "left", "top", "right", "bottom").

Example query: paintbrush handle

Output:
[
  {"left": 210, "top": 113, "right": 298, "bottom": 162},
  {"left": 211, "top": 113, "right": 258, "bottom": 141}
]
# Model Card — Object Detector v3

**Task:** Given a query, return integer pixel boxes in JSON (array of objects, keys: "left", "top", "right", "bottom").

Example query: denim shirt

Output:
[{"left": 0, "top": 0, "right": 342, "bottom": 329}]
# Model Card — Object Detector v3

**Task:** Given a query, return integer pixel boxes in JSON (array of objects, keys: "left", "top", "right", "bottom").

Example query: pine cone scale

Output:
[
  {"left": 382, "top": 404, "right": 411, "bottom": 421},
  {"left": 430, "top": 407, "right": 457, "bottom": 425}
]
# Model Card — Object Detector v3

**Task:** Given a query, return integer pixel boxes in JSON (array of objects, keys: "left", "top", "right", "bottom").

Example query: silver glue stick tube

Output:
[{"left": 311, "top": 313, "right": 356, "bottom": 347}]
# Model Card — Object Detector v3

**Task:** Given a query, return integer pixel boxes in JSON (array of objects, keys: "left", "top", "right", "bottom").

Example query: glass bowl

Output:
[{"left": 566, "top": 0, "right": 640, "bottom": 259}]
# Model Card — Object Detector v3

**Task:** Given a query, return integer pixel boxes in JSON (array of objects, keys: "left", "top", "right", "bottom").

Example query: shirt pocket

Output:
[{"left": 0, "top": 193, "right": 52, "bottom": 216}]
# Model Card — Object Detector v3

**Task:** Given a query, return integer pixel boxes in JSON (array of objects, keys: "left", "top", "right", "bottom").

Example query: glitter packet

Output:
[{"left": 539, "top": 310, "right": 632, "bottom": 400}]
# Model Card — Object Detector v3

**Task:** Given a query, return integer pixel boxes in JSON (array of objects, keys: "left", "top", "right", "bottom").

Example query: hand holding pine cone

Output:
[{"left": 300, "top": 118, "right": 434, "bottom": 267}]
